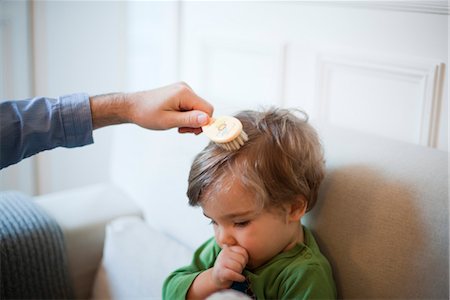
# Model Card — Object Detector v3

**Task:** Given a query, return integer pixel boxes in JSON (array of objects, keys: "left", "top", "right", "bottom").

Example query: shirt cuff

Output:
[{"left": 59, "top": 93, "right": 94, "bottom": 148}]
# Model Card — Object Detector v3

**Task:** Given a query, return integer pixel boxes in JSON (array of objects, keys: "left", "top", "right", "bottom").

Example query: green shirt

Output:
[{"left": 163, "top": 226, "right": 336, "bottom": 299}]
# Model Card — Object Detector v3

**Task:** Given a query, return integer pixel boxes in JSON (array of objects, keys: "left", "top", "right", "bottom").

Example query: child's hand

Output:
[{"left": 211, "top": 245, "right": 249, "bottom": 289}]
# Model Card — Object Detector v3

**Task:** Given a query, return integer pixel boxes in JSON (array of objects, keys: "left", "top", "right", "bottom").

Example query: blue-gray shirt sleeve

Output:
[{"left": 0, "top": 93, "right": 94, "bottom": 169}]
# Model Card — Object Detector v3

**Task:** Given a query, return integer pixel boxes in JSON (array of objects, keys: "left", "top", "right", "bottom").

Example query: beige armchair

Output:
[{"left": 33, "top": 127, "right": 448, "bottom": 299}]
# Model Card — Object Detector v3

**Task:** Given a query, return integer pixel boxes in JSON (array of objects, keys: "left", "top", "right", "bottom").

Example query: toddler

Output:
[{"left": 163, "top": 108, "right": 336, "bottom": 299}]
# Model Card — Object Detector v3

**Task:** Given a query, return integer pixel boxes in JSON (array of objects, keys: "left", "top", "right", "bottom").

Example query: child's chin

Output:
[
  {"left": 247, "top": 256, "right": 274, "bottom": 270},
  {"left": 246, "top": 260, "right": 261, "bottom": 270}
]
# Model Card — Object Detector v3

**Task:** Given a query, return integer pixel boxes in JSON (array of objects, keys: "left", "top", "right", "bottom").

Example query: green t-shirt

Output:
[{"left": 163, "top": 226, "right": 336, "bottom": 299}]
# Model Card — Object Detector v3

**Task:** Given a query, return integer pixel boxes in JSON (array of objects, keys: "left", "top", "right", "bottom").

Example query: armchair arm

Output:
[{"left": 35, "top": 183, "right": 142, "bottom": 299}]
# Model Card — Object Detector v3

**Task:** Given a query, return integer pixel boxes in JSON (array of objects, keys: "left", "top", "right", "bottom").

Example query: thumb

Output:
[{"left": 176, "top": 110, "right": 210, "bottom": 128}]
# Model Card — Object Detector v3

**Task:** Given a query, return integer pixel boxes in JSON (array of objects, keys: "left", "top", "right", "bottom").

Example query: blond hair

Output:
[{"left": 187, "top": 108, "right": 324, "bottom": 212}]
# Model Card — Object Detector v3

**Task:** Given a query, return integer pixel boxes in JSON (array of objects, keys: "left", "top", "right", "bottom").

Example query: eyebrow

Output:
[{"left": 203, "top": 210, "right": 254, "bottom": 220}]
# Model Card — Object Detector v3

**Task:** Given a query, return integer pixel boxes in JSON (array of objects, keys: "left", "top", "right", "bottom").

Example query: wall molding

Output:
[
  {"left": 316, "top": 51, "right": 445, "bottom": 147},
  {"left": 427, "top": 62, "right": 446, "bottom": 147},
  {"left": 293, "top": 1, "right": 449, "bottom": 15}
]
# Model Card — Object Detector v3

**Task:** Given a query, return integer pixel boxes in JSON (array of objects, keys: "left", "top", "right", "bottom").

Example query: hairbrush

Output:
[{"left": 202, "top": 116, "right": 248, "bottom": 151}]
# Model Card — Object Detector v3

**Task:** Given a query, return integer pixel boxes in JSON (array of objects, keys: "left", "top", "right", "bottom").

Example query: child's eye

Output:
[
  {"left": 235, "top": 221, "right": 250, "bottom": 227},
  {"left": 209, "top": 220, "right": 217, "bottom": 226}
]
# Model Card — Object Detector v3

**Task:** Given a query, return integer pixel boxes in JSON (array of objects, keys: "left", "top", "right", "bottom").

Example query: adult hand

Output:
[{"left": 90, "top": 82, "right": 213, "bottom": 134}]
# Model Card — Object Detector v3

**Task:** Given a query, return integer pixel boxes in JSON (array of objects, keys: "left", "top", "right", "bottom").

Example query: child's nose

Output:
[{"left": 217, "top": 227, "right": 236, "bottom": 247}]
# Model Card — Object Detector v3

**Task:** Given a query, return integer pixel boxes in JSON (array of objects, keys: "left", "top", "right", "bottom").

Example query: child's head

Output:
[
  {"left": 187, "top": 108, "right": 325, "bottom": 269},
  {"left": 187, "top": 107, "right": 324, "bottom": 213}
]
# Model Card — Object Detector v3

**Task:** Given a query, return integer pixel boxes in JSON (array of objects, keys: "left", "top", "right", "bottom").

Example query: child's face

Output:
[{"left": 201, "top": 179, "right": 303, "bottom": 270}]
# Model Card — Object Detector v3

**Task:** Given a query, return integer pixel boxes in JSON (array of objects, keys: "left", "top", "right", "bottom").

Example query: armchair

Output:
[{"left": 3, "top": 126, "right": 448, "bottom": 299}]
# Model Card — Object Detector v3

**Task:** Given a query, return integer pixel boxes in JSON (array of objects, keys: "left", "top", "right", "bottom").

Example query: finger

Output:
[
  {"left": 229, "top": 245, "right": 248, "bottom": 255},
  {"left": 222, "top": 245, "right": 247, "bottom": 261},
  {"left": 177, "top": 81, "right": 192, "bottom": 90},
  {"left": 168, "top": 110, "right": 210, "bottom": 129},
  {"left": 195, "top": 99, "right": 214, "bottom": 117},
  {"left": 229, "top": 246, "right": 249, "bottom": 263},
  {"left": 223, "top": 269, "right": 246, "bottom": 283},
  {"left": 218, "top": 245, "right": 242, "bottom": 268},
  {"left": 223, "top": 259, "right": 246, "bottom": 273},
  {"left": 220, "top": 250, "right": 247, "bottom": 271},
  {"left": 185, "top": 110, "right": 210, "bottom": 127},
  {"left": 178, "top": 94, "right": 214, "bottom": 117}
]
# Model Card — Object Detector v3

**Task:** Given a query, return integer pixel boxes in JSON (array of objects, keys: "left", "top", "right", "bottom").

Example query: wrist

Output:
[
  {"left": 187, "top": 268, "right": 224, "bottom": 300},
  {"left": 90, "top": 92, "right": 129, "bottom": 129}
]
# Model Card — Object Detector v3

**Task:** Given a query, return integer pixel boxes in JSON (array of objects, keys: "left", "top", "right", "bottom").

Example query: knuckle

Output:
[
  {"left": 175, "top": 81, "right": 190, "bottom": 93},
  {"left": 188, "top": 113, "right": 197, "bottom": 125}
]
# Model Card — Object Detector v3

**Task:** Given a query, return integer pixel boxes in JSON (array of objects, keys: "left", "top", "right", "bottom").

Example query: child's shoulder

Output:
[
  {"left": 297, "top": 226, "right": 332, "bottom": 267},
  {"left": 280, "top": 227, "right": 335, "bottom": 286},
  {"left": 247, "top": 238, "right": 336, "bottom": 299},
  {"left": 264, "top": 226, "right": 331, "bottom": 276}
]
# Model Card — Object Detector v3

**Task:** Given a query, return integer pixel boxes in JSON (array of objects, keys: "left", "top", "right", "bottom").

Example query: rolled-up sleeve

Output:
[{"left": 0, "top": 93, "right": 94, "bottom": 169}]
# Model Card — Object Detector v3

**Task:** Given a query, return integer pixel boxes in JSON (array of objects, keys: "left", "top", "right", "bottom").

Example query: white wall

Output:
[
  {"left": 1, "top": 1, "right": 448, "bottom": 198},
  {"left": 0, "top": 1, "right": 35, "bottom": 194},
  {"left": 32, "top": 1, "right": 127, "bottom": 194},
  {"left": 109, "top": 1, "right": 449, "bottom": 248},
  {"left": 178, "top": 1, "right": 448, "bottom": 149}
]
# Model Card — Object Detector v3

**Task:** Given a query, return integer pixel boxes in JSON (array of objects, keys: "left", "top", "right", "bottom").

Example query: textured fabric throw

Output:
[{"left": 0, "top": 191, "right": 73, "bottom": 299}]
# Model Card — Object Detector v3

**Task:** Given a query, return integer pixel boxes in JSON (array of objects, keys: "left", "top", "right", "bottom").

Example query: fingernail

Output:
[{"left": 197, "top": 113, "right": 208, "bottom": 125}]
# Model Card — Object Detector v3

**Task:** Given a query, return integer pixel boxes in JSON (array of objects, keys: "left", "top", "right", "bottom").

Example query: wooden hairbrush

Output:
[{"left": 202, "top": 116, "right": 248, "bottom": 151}]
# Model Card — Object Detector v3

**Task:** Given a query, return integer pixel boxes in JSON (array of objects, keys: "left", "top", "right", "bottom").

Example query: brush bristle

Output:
[{"left": 217, "top": 130, "right": 248, "bottom": 151}]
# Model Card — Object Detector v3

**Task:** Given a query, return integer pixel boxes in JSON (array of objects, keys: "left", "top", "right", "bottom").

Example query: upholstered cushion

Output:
[
  {"left": 91, "top": 216, "right": 193, "bottom": 299},
  {"left": 35, "top": 183, "right": 142, "bottom": 299},
  {"left": 304, "top": 127, "right": 448, "bottom": 299}
]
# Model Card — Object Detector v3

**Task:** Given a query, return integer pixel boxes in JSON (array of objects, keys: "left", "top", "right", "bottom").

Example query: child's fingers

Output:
[
  {"left": 217, "top": 251, "right": 245, "bottom": 271},
  {"left": 228, "top": 245, "right": 249, "bottom": 264},
  {"left": 222, "top": 269, "right": 246, "bottom": 283},
  {"left": 223, "top": 258, "right": 245, "bottom": 273},
  {"left": 221, "top": 246, "right": 248, "bottom": 268},
  {"left": 212, "top": 259, "right": 246, "bottom": 288}
]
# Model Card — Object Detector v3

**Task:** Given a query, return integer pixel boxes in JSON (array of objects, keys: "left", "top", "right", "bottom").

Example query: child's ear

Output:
[{"left": 287, "top": 196, "right": 307, "bottom": 222}]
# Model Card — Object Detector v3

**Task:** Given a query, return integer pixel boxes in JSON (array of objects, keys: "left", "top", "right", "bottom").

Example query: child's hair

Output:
[{"left": 187, "top": 107, "right": 325, "bottom": 212}]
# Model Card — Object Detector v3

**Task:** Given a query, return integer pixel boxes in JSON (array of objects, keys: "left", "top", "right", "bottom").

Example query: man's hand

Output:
[
  {"left": 211, "top": 245, "right": 249, "bottom": 289},
  {"left": 90, "top": 82, "right": 213, "bottom": 133}
]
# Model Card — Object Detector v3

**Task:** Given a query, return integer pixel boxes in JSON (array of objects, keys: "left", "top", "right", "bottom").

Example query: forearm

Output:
[
  {"left": 0, "top": 94, "right": 93, "bottom": 169},
  {"left": 89, "top": 93, "right": 130, "bottom": 130}
]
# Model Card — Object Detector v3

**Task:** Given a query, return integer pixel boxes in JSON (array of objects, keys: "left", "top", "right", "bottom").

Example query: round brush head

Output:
[{"left": 202, "top": 116, "right": 248, "bottom": 151}]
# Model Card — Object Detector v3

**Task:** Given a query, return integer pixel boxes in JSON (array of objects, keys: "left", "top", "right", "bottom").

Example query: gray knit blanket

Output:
[{"left": 0, "top": 191, "right": 73, "bottom": 299}]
